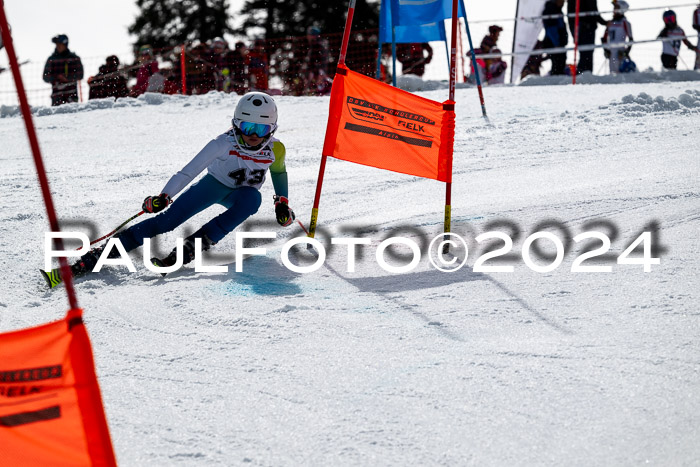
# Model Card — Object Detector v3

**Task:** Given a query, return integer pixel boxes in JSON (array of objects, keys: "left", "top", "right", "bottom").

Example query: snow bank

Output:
[
  {"left": 0, "top": 91, "right": 234, "bottom": 118},
  {"left": 519, "top": 69, "right": 700, "bottom": 86},
  {"left": 601, "top": 89, "right": 700, "bottom": 115},
  {"left": 394, "top": 69, "right": 700, "bottom": 91}
]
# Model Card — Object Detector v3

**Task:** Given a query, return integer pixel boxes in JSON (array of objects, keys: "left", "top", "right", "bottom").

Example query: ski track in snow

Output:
[{"left": 1, "top": 81, "right": 699, "bottom": 465}]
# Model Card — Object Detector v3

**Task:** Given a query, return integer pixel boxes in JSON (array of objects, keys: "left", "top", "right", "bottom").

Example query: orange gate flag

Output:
[
  {"left": 322, "top": 64, "right": 455, "bottom": 183},
  {"left": 0, "top": 309, "right": 117, "bottom": 466}
]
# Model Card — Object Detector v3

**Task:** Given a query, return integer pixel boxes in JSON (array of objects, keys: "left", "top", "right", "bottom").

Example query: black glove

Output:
[
  {"left": 274, "top": 195, "right": 295, "bottom": 227},
  {"left": 142, "top": 193, "right": 170, "bottom": 214}
]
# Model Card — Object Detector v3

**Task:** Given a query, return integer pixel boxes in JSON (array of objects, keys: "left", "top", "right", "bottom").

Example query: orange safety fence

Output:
[{"left": 0, "top": 29, "right": 391, "bottom": 107}]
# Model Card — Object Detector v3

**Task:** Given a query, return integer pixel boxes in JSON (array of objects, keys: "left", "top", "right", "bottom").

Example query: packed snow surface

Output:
[{"left": 1, "top": 81, "right": 699, "bottom": 466}]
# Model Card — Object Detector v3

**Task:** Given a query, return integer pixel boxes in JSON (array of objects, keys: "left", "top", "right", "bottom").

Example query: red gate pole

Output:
[
  {"left": 308, "top": 0, "right": 356, "bottom": 238},
  {"left": 0, "top": 2, "right": 79, "bottom": 310},
  {"left": 181, "top": 44, "right": 187, "bottom": 95},
  {"left": 573, "top": 0, "right": 580, "bottom": 84},
  {"left": 443, "top": 0, "right": 459, "bottom": 247}
]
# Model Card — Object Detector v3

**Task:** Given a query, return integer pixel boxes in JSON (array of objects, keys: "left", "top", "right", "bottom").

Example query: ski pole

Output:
[
  {"left": 296, "top": 219, "right": 310, "bottom": 236},
  {"left": 87, "top": 210, "right": 144, "bottom": 246}
]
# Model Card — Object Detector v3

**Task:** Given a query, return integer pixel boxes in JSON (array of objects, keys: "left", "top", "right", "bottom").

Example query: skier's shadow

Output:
[
  {"left": 326, "top": 259, "right": 573, "bottom": 338},
  {"left": 218, "top": 255, "right": 303, "bottom": 296}
]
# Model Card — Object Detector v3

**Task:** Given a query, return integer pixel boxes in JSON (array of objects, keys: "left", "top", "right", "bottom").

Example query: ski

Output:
[
  {"left": 150, "top": 257, "right": 170, "bottom": 277},
  {"left": 40, "top": 268, "right": 63, "bottom": 289}
]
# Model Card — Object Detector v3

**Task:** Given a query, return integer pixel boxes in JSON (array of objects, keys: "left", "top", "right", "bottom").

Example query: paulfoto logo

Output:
[{"left": 45, "top": 220, "right": 664, "bottom": 276}]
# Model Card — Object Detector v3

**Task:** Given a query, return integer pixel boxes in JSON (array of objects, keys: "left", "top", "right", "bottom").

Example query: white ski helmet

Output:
[
  {"left": 233, "top": 91, "right": 278, "bottom": 127},
  {"left": 231, "top": 92, "right": 278, "bottom": 154},
  {"left": 614, "top": 0, "right": 629, "bottom": 14}
]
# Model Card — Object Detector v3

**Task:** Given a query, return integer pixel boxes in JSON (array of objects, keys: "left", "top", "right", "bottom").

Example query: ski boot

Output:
[
  {"left": 151, "top": 231, "right": 215, "bottom": 274},
  {"left": 41, "top": 244, "right": 116, "bottom": 289}
]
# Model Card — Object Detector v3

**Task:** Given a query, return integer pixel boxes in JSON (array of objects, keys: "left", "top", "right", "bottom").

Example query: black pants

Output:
[
  {"left": 661, "top": 53, "right": 678, "bottom": 70},
  {"left": 543, "top": 37, "right": 567, "bottom": 75},
  {"left": 549, "top": 53, "right": 567, "bottom": 75},
  {"left": 575, "top": 27, "right": 597, "bottom": 73}
]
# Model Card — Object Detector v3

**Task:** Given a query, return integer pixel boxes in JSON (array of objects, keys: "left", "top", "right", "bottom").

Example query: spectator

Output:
[
  {"left": 396, "top": 42, "right": 433, "bottom": 77},
  {"left": 186, "top": 41, "right": 216, "bottom": 94},
  {"left": 280, "top": 39, "right": 306, "bottom": 96},
  {"left": 88, "top": 65, "right": 108, "bottom": 99},
  {"left": 485, "top": 48, "right": 508, "bottom": 84},
  {"left": 159, "top": 68, "right": 181, "bottom": 95},
  {"left": 602, "top": 1, "right": 634, "bottom": 74},
  {"left": 542, "top": 0, "right": 568, "bottom": 75},
  {"left": 209, "top": 37, "right": 229, "bottom": 91},
  {"left": 567, "top": 0, "right": 607, "bottom": 73},
  {"left": 657, "top": 9, "right": 698, "bottom": 70},
  {"left": 42, "top": 34, "right": 84, "bottom": 106},
  {"left": 222, "top": 41, "right": 249, "bottom": 94},
  {"left": 480, "top": 25, "right": 502, "bottom": 54},
  {"left": 468, "top": 51, "right": 487, "bottom": 85},
  {"left": 129, "top": 45, "right": 162, "bottom": 97},
  {"left": 248, "top": 39, "right": 269, "bottom": 91},
  {"left": 304, "top": 26, "right": 332, "bottom": 94},
  {"left": 520, "top": 40, "right": 550, "bottom": 80},
  {"left": 347, "top": 31, "right": 379, "bottom": 78},
  {"left": 478, "top": 25, "right": 507, "bottom": 84},
  {"left": 88, "top": 55, "right": 128, "bottom": 100}
]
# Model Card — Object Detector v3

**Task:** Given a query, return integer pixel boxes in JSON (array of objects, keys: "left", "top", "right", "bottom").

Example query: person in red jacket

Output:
[
  {"left": 129, "top": 45, "right": 160, "bottom": 97},
  {"left": 247, "top": 39, "right": 269, "bottom": 91}
]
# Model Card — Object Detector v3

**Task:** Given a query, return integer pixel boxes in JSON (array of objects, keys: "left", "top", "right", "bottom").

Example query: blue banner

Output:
[{"left": 379, "top": 0, "right": 466, "bottom": 44}]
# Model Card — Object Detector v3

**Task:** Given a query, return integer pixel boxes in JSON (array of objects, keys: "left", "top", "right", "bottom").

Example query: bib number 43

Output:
[{"left": 228, "top": 168, "right": 265, "bottom": 186}]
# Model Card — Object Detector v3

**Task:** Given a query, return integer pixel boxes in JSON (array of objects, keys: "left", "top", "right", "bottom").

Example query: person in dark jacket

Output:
[
  {"left": 222, "top": 41, "right": 249, "bottom": 95},
  {"left": 542, "top": 0, "right": 569, "bottom": 75},
  {"left": 567, "top": 0, "right": 608, "bottom": 73},
  {"left": 88, "top": 55, "right": 128, "bottom": 100},
  {"left": 396, "top": 42, "right": 433, "bottom": 77},
  {"left": 521, "top": 40, "right": 551, "bottom": 80},
  {"left": 43, "top": 34, "right": 84, "bottom": 106}
]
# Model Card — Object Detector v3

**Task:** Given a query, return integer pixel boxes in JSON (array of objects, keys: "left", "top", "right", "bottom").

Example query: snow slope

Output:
[{"left": 1, "top": 82, "right": 699, "bottom": 466}]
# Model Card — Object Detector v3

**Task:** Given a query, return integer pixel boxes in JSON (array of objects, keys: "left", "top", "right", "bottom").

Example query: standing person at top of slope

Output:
[
  {"left": 43, "top": 34, "right": 84, "bottom": 106},
  {"left": 602, "top": 1, "right": 634, "bottom": 75},
  {"left": 566, "top": 0, "right": 607, "bottom": 74},
  {"left": 42, "top": 92, "right": 295, "bottom": 287},
  {"left": 542, "top": 0, "right": 569, "bottom": 75},
  {"left": 657, "top": 9, "right": 698, "bottom": 70}
]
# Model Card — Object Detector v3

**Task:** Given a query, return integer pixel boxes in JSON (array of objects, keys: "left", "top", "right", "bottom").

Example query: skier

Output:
[
  {"left": 602, "top": 1, "right": 633, "bottom": 75},
  {"left": 657, "top": 9, "right": 698, "bottom": 70},
  {"left": 42, "top": 92, "right": 295, "bottom": 287}
]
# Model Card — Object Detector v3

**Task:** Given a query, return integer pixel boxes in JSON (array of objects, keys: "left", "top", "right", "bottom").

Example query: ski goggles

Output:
[
  {"left": 663, "top": 14, "right": 676, "bottom": 24},
  {"left": 238, "top": 120, "right": 274, "bottom": 138}
]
